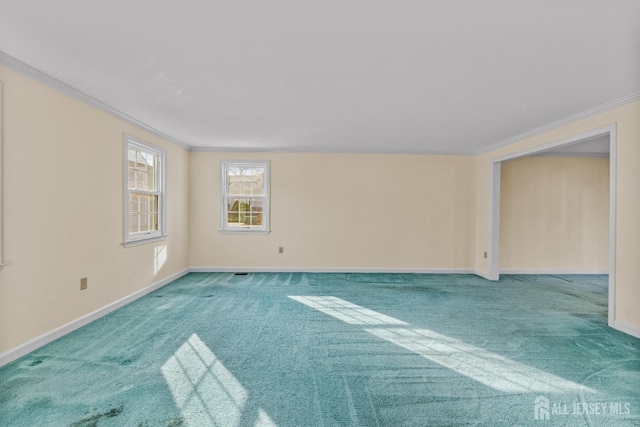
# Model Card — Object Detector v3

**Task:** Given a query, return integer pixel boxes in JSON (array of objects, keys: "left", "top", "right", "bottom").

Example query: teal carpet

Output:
[{"left": 1, "top": 273, "right": 639, "bottom": 426}]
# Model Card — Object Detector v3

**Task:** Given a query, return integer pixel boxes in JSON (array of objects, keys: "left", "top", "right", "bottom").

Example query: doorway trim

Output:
[{"left": 488, "top": 124, "right": 617, "bottom": 327}]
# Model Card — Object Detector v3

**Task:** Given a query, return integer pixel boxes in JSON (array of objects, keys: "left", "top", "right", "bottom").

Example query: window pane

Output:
[
  {"left": 129, "top": 193, "right": 139, "bottom": 212},
  {"left": 129, "top": 213, "right": 140, "bottom": 234},
  {"left": 145, "top": 196, "right": 151, "bottom": 213},
  {"left": 138, "top": 194, "right": 148, "bottom": 213},
  {"left": 135, "top": 170, "right": 147, "bottom": 190},
  {"left": 251, "top": 182, "right": 264, "bottom": 196},
  {"left": 129, "top": 193, "right": 158, "bottom": 216},
  {"left": 226, "top": 166, "right": 265, "bottom": 196},
  {"left": 134, "top": 193, "right": 159, "bottom": 214},
  {"left": 151, "top": 195, "right": 158, "bottom": 213},
  {"left": 127, "top": 165, "right": 136, "bottom": 189},
  {"left": 252, "top": 168, "right": 264, "bottom": 187},
  {"left": 145, "top": 172, "right": 155, "bottom": 191},
  {"left": 128, "top": 150, "right": 157, "bottom": 191},
  {"left": 139, "top": 213, "right": 150, "bottom": 232},
  {"left": 145, "top": 153, "right": 156, "bottom": 170},
  {"left": 227, "top": 198, "right": 243, "bottom": 226},
  {"left": 130, "top": 210, "right": 158, "bottom": 234},
  {"left": 136, "top": 151, "right": 147, "bottom": 168},
  {"left": 227, "top": 197, "right": 263, "bottom": 227},
  {"left": 228, "top": 181, "right": 242, "bottom": 196}
]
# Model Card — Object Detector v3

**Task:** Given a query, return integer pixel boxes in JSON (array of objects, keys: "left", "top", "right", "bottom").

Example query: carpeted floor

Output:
[{"left": 1, "top": 273, "right": 639, "bottom": 426}]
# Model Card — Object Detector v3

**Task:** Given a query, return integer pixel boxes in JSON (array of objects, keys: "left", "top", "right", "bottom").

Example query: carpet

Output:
[{"left": 1, "top": 273, "right": 638, "bottom": 426}]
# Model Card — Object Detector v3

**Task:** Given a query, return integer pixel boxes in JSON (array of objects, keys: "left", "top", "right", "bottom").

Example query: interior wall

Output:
[
  {"left": 2, "top": 59, "right": 638, "bottom": 359},
  {"left": 190, "top": 152, "right": 477, "bottom": 271},
  {"left": 0, "top": 66, "right": 191, "bottom": 355},
  {"left": 475, "top": 101, "right": 640, "bottom": 335},
  {"left": 500, "top": 156, "right": 609, "bottom": 272}
]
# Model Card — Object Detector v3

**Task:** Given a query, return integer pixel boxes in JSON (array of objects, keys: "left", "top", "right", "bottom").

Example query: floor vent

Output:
[{"left": 234, "top": 273, "right": 249, "bottom": 276}]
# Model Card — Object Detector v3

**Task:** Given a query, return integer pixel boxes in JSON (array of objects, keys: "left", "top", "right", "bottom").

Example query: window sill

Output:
[
  {"left": 218, "top": 229, "right": 271, "bottom": 235},
  {"left": 124, "top": 234, "right": 167, "bottom": 247}
]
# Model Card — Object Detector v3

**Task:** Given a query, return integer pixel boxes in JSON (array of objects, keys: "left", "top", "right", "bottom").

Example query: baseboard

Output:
[
  {"left": 499, "top": 269, "right": 609, "bottom": 275},
  {"left": 0, "top": 267, "right": 475, "bottom": 366},
  {"left": 613, "top": 320, "right": 640, "bottom": 340},
  {"left": 189, "top": 266, "right": 476, "bottom": 274},
  {"left": 0, "top": 268, "right": 190, "bottom": 368},
  {"left": 3, "top": 266, "right": 622, "bottom": 367},
  {"left": 474, "top": 270, "right": 494, "bottom": 281}
]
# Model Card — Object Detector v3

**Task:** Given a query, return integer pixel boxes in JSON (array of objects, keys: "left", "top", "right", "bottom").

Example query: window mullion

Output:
[{"left": 130, "top": 189, "right": 159, "bottom": 196}]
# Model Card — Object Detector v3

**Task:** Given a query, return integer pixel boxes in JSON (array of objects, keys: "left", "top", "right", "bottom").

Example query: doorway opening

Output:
[{"left": 488, "top": 124, "right": 616, "bottom": 327}]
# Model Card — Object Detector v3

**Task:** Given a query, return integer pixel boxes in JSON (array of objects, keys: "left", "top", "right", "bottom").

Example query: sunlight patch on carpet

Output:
[
  {"left": 290, "top": 296, "right": 594, "bottom": 394},
  {"left": 162, "top": 333, "right": 277, "bottom": 427},
  {"left": 365, "top": 327, "right": 593, "bottom": 394},
  {"left": 288, "top": 296, "right": 408, "bottom": 325}
]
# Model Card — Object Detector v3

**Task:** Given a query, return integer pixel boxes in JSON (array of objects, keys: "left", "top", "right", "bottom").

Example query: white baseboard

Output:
[
  {"left": 189, "top": 266, "right": 476, "bottom": 274},
  {"left": 0, "top": 268, "right": 190, "bottom": 368},
  {"left": 613, "top": 320, "right": 640, "bottom": 340},
  {"left": 474, "top": 270, "right": 494, "bottom": 281},
  {"left": 3, "top": 266, "right": 626, "bottom": 368},
  {"left": 499, "top": 269, "right": 609, "bottom": 275},
  {"left": 0, "top": 267, "right": 474, "bottom": 367}
]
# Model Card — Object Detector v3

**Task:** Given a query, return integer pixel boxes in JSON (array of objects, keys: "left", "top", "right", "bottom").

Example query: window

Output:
[
  {"left": 124, "top": 135, "right": 166, "bottom": 246},
  {"left": 220, "top": 161, "right": 270, "bottom": 234}
]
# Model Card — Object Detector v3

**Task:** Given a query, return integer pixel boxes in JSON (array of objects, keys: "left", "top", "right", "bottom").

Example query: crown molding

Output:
[
  {"left": 3, "top": 50, "right": 638, "bottom": 157},
  {"left": 533, "top": 152, "right": 609, "bottom": 158},
  {"left": 0, "top": 51, "right": 191, "bottom": 151},
  {"left": 478, "top": 92, "right": 640, "bottom": 155},
  {"left": 189, "top": 145, "right": 473, "bottom": 156}
]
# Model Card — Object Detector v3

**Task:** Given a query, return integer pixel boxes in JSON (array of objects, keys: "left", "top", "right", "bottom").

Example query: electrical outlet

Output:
[
  {"left": 80, "top": 277, "right": 88, "bottom": 290},
  {"left": 278, "top": 246, "right": 284, "bottom": 254},
  {"left": 483, "top": 251, "right": 488, "bottom": 259}
]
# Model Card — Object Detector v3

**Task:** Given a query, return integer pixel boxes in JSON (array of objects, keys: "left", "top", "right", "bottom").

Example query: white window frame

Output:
[
  {"left": 123, "top": 134, "right": 167, "bottom": 246},
  {"left": 219, "top": 160, "right": 270, "bottom": 234}
]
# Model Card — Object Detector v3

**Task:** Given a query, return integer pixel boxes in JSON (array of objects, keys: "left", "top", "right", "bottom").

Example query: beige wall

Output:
[
  {"left": 2, "top": 61, "right": 638, "bottom": 357},
  {"left": 0, "top": 66, "right": 191, "bottom": 355},
  {"left": 475, "top": 101, "right": 640, "bottom": 332},
  {"left": 499, "top": 156, "right": 609, "bottom": 271},
  {"left": 190, "top": 152, "right": 477, "bottom": 270}
]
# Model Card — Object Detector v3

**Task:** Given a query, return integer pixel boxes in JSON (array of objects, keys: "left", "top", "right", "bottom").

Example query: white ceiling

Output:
[{"left": 0, "top": 1, "right": 639, "bottom": 154}]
